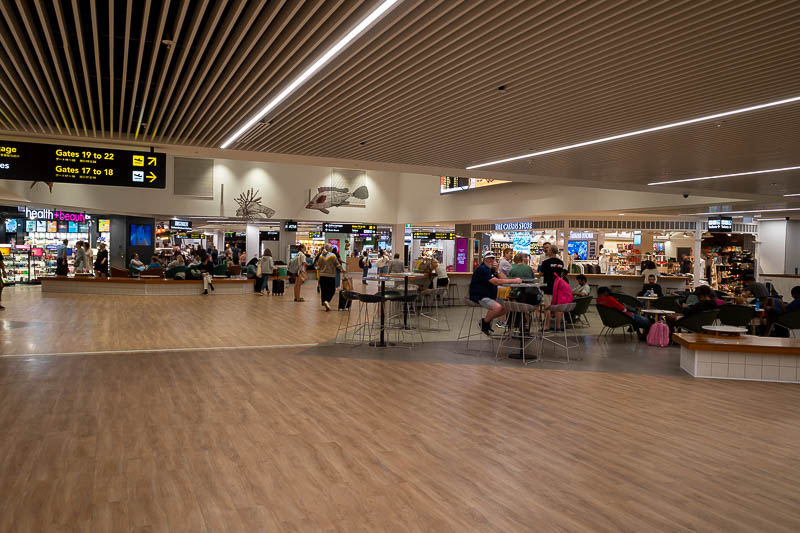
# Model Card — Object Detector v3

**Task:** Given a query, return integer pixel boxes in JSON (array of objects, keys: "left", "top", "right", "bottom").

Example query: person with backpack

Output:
[
  {"left": 289, "top": 244, "right": 308, "bottom": 302},
  {"left": 359, "top": 250, "right": 371, "bottom": 285},
  {"left": 315, "top": 244, "right": 345, "bottom": 311}
]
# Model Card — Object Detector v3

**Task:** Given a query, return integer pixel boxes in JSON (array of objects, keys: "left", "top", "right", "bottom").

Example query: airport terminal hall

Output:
[{"left": 2, "top": 1, "right": 800, "bottom": 531}]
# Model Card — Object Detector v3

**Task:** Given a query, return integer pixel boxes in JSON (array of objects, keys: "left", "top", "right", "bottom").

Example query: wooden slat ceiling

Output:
[{"left": 1, "top": 0, "right": 799, "bottom": 202}]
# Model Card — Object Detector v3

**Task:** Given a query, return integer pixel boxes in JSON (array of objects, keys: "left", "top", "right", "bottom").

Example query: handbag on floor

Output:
[{"left": 646, "top": 322, "right": 670, "bottom": 347}]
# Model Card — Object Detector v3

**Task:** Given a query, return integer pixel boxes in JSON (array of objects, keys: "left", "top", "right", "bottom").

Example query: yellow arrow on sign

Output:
[
  {"left": 147, "top": 172, "right": 157, "bottom": 182},
  {"left": 147, "top": 156, "right": 157, "bottom": 166}
]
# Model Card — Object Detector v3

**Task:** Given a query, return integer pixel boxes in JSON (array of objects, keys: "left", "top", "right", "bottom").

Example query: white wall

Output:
[
  {"left": 4, "top": 156, "right": 402, "bottom": 224},
  {"left": 758, "top": 220, "right": 787, "bottom": 274},
  {"left": 784, "top": 221, "right": 800, "bottom": 275}
]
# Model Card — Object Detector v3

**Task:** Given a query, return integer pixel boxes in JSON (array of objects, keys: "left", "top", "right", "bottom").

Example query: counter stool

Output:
[
  {"left": 457, "top": 298, "right": 492, "bottom": 354},
  {"left": 335, "top": 290, "right": 362, "bottom": 344},
  {"left": 446, "top": 282, "right": 461, "bottom": 307},
  {"left": 385, "top": 293, "right": 423, "bottom": 347},
  {"left": 540, "top": 302, "right": 582, "bottom": 363},
  {"left": 417, "top": 287, "right": 450, "bottom": 331},
  {"left": 354, "top": 292, "right": 384, "bottom": 344},
  {"left": 495, "top": 300, "right": 540, "bottom": 365}
]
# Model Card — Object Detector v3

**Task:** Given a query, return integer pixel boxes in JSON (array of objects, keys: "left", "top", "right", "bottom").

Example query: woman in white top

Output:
[
  {"left": 257, "top": 249, "right": 276, "bottom": 295},
  {"left": 375, "top": 250, "right": 389, "bottom": 275},
  {"left": 83, "top": 242, "right": 94, "bottom": 275},
  {"left": 640, "top": 260, "right": 659, "bottom": 281},
  {"left": 431, "top": 259, "right": 449, "bottom": 288}
]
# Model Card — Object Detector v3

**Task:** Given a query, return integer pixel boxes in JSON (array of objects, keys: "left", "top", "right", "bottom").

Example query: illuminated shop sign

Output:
[
  {"left": 284, "top": 220, "right": 298, "bottom": 231},
  {"left": 708, "top": 217, "right": 733, "bottom": 232},
  {"left": 568, "top": 231, "right": 595, "bottom": 240},
  {"left": 494, "top": 221, "right": 533, "bottom": 231},
  {"left": 170, "top": 220, "right": 192, "bottom": 230},
  {"left": 21, "top": 206, "right": 90, "bottom": 222}
]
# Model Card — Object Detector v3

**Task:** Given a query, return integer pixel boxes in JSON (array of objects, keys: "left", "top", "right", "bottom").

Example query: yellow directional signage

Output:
[{"left": 0, "top": 139, "right": 166, "bottom": 189}]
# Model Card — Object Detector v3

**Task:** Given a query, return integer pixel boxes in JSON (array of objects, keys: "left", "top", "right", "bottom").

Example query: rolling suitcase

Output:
[{"left": 272, "top": 279, "right": 284, "bottom": 295}]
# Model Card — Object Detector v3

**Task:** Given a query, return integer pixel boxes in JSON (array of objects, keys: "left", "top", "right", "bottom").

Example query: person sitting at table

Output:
[
  {"left": 743, "top": 275, "right": 770, "bottom": 304},
  {"left": 147, "top": 256, "right": 162, "bottom": 270},
  {"left": 597, "top": 286, "right": 651, "bottom": 339},
  {"left": 167, "top": 255, "right": 185, "bottom": 270},
  {"left": 388, "top": 253, "right": 405, "bottom": 274},
  {"left": 638, "top": 274, "right": 663, "bottom": 297},
  {"left": 469, "top": 250, "right": 522, "bottom": 335},
  {"left": 785, "top": 286, "right": 800, "bottom": 312},
  {"left": 544, "top": 267, "right": 574, "bottom": 331},
  {"left": 129, "top": 253, "right": 146, "bottom": 273},
  {"left": 509, "top": 253, "right": 534, "bottom": 279},
  {"left": 572, "top": 274, "right": 590, "bottom": 297},
  {"left": 664, "top": 284, "right": 718, "bottom": 336},
  {"left": 432, "top": 259, "right": 449, "bottom": 288}
]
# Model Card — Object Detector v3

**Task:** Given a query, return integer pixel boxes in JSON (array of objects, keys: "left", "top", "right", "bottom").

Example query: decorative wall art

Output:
[
  {"left": 234, "top": 188, "right": 276, "bottom": 220},
  {"left": 305, "top": 168, "right": 369, "bottom": 214}
]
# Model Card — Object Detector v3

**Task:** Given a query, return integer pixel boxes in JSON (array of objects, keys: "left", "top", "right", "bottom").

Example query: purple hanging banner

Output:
[{"left": 456, "top": 238, "right": 469, "bottom": 272}]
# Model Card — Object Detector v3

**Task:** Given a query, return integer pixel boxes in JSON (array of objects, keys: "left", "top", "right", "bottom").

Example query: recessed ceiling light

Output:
[
  {"left": 618, "top": 213, "right": 625, "bottom": 216},
  {"left": 466, "top": 95, "right": 800, "bottom": 169},
  {"left": 220, "top": 0, "right": 400, "bottom": 149},
  {"left": 756, "top": 217, "right": 789, "bottom": 221},
  {"left": 648, "top": 165, "right": 800, "bottom": 186},
  {"left": 784, "top": 193, "right": 800, "bottom": 197}
]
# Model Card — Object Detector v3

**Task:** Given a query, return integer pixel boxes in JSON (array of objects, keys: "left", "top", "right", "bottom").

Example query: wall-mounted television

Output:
[
  {"left": 567, "top": 240, "right": 588, "bottom": 260},
  {"left": 130, "top": 224, "right": 152, "bottom": 246}
]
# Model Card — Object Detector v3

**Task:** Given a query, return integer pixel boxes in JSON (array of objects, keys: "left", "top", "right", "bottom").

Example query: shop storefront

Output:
[
  {"left": 410, "top": 229, "right": 456, "bottom": 271},
  {"left": 1, "top": 205, "right": 111, "bottom": 283}
]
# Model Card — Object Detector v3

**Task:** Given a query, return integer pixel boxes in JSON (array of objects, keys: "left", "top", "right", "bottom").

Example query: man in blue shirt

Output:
[
  {"left": 784, "top": 286, "right": 800, "bottom": 312},
  {"left": 469, "top": 251, "right": 521, "bottom": 335},
  {"left": 55, "top": 239, "right": 69, "bottom": 275}
]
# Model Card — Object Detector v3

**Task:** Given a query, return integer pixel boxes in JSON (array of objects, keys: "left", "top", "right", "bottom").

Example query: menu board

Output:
[
  {"left": 98, "top": 219, "right": 110, "bottom": 232},
  {"left": 0, "top": 139, "right": 166, "bottom": 188}
]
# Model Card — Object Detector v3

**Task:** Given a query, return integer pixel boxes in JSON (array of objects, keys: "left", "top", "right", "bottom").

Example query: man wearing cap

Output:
[{"left": 469, "top": 250, "right": 522, "bottom": 335}]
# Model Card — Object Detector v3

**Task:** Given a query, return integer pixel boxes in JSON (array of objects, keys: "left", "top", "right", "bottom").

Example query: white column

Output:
[
  {"left": 693, "top": 219, "right": 703, "bottom": 286},
  {"left": 246, "top": 224, "right": 259, "bottom": 262},
  {"left": 392, "top": 223, "right": 406, "bottom": 265}
]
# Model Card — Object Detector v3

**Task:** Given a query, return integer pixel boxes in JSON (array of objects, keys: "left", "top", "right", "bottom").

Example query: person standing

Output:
[
  {"left": 83, "top": 241, "right": 94, "bottom": 276},
  {"left": 55, "top": 238, "right": 69, "bottom": 275},
  {"left": 539, "top": 244, "right": 564, "bottom": 306},
  {"left": 94, "top": 243, "right": 108, "bottom": 277},
  {"left": 376, "top": 250, "right": 389, "bottom": 275},
  {"left": 315, "top": 244, "right": 345, "bottom": 311},
  {"left": 293, "top": 244, "right": 308, "bottom": 302},
  {"left": 359, "top": 250, "right": 371, "bottom": 285},
  {"left": 257, "top": 249, "right": 275, "bottom": 295},
  {"left": 231, "top": 243, "right": 240, "bottom": 265},
  {"left": 73, "top": 240, "right": 86, "bottom": 273}
]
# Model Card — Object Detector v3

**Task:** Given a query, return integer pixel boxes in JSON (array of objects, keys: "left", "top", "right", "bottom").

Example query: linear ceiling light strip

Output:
[
  {"left": 220, "top": 0, "right": 401, "bottom": 149},
  {"left": 466, "top": 94, "right": 800, "bottom": 169},
  {"left": 647, "top": 165, "right": 800, "bottom": 185}
]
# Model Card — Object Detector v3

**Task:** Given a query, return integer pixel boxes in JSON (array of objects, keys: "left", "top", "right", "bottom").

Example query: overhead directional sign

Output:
[{"left": 0, "top": 139, "right": 166, "bottom": 189}]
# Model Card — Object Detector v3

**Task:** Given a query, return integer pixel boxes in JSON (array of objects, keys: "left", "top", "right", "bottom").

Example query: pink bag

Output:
[
  {"left": 551, "top": 277, "right": 574, "bottom": 306},
  {"left": 646, "top": 321, "right": 670, "bottom": 347}
]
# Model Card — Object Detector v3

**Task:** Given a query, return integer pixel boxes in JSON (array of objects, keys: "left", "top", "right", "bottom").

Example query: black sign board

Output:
[
  {"left": 260, "top": 231, "right": 280, "bottom": 241},
  {"left": 170, "top": 220, "right": 192, "bottom": 231},
  {"left": 323, "top": 223, "right": 377, "bottom": 234},
  {"left": 0, "top": 139, "right": 166, "bottom": 188},
  {"left": 413, "top": 231, "right": 455, "bottom": 240},
  {"left": 284, "top": 220, "right": 298, "bottom": 231},
  {"left": 308, "top": 231, "right": 323, "bottom": 239},
  {"left": 708, "top": 217, "right": 733, "bottom": 232}
]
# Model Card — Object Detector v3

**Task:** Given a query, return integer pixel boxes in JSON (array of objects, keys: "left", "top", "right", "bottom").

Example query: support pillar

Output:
[
  {"left": 693, "top": 219, "right": 703, "bottom": 286},
  {"left": 245, "top": 224, "right": 259, "bottom": 263}
]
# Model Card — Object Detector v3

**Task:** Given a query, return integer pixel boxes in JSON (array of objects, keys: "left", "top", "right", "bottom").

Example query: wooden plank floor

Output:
[
  {"left": 1, "top": 287, "right": 800, "bottom": 531},
  {"left": 1, "top": 348, "right": 800, "bottom": 531}
]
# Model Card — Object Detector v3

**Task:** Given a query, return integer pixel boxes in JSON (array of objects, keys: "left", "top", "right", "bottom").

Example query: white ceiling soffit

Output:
[{"left": 0, "top": 0, "right": 799, "bottom": 200}]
